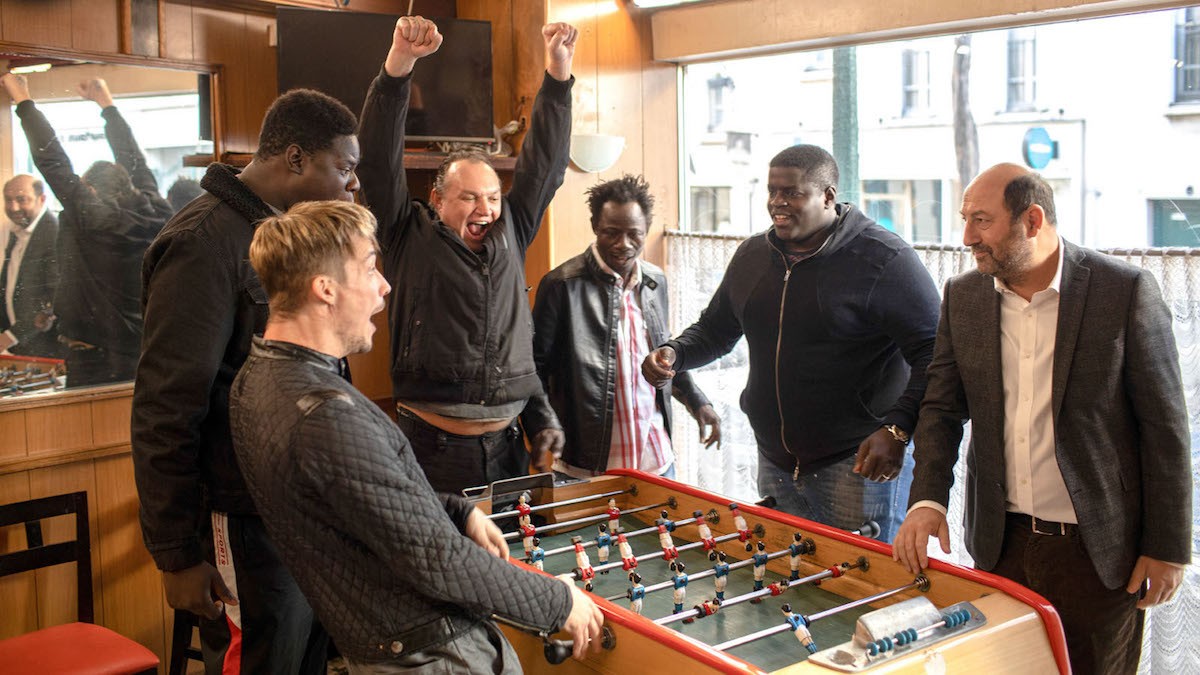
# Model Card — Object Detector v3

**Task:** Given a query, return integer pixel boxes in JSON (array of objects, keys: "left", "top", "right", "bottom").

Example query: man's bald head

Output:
[{"left": 966, "top": 163, "right": 1057, "bottom": 227}]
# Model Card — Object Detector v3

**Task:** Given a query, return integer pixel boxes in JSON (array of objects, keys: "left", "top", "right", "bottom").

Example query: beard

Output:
[{"left": 972, "top": 222, "right": 1033, "bottom": 283}]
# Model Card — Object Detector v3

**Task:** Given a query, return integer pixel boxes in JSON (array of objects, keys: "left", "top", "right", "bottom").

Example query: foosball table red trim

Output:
[{"left": 606, "top": 469, "right": 1071, "bottom": 675}]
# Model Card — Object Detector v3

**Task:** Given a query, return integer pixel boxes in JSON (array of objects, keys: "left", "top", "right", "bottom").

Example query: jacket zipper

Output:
[
  {"left": 480, "top": 262, "right": 491, "bottom": 405},
  {"left": 766, "top": 240, "right": 802, "bottom": 479}
]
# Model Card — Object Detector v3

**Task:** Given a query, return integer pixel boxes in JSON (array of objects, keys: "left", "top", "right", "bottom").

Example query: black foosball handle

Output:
[{"left": 544, "top": 626, "right": 617, "bottom": 665}]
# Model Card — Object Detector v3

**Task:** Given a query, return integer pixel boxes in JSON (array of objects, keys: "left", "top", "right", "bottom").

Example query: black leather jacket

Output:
[
  {"left": 531, "top": 248, "right": 711, "bottom": 472},
  {"left": 230, "top": 338, "right": 572, "bottom": 663}
]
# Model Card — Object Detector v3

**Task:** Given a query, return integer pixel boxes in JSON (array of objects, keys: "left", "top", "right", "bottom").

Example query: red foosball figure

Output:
[
  {"left": 617, "top": 529, "right": 638, "bottom": 570},
  {"left": 571, "top": 535, "right": 596, "bottom": 591},
  {"left": 657, "top": 518, "right": 679, "bottom": 560},
  {"left": 516, "top": 491, "right": 532, "bottom": 520},
  {"left": 520, "top": 518, "right": 537, "bottom": 557},
  {"left": 606, "top": 498, "right": 621, "bottom": 533},
  {"left": 730, "top": 502, "right": 751, "bottom": 544},
  {"left": 694, "top": 509, "right": 716, "bottom": 550}
]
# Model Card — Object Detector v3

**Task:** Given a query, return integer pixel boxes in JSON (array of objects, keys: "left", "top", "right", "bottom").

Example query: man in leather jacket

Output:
[
  {"left": 230, "top": 201, "right": 602, "bottom": 672},
  {"left": 531, "top": 175, "right": 719, "bottom": 478}
]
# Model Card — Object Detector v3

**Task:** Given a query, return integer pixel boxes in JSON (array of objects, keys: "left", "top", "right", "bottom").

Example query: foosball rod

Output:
[
  {"left": 542, "top": 510, "right": 711, "bottom": 558},
  {"left": 486, "top": 487, "right": 635, "bottom": 521},
  {"left": 711, "top": 575, "right": 931, "bottom": 653},
  {"left": 653, "top": 558, "right": 866, "bottom": 625},
  {"left": 503, "top": 501, "right": 673, "bottom": 542},
  {"left": 603, "top": 537, "right": 797, "bottom": 601}
]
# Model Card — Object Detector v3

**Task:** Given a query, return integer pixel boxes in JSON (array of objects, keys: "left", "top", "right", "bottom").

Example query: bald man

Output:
[
  {"left": 0, "top": 174, "right": 60, "bottom": 358},
  {"left": 894, "top": 163, "right": 1192, "bottom": 674}
]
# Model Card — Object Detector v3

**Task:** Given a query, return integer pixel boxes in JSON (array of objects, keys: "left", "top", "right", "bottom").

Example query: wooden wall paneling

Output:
[
  {"left": 192, "top": 5, "right": 264, "bottom": 152},
  {"left": 162, "top": 0, "right": 195, "bottom": 61},
  {"left": 24, "top": 401, "right": 93, "bottom": 455},
  {"left": 638, "top": 10, "right": 675, "bottom": 268},
  {"left": 131, "top": 0, "right": 163, "bottom": 56},
  {"left": 0, "top": 472, "right": 36, "bottom": 640},
  {"left": 27, "top": 460, "right": 101, "bottom": 629},
  {"left": 91, "top": 396, "right": 132, "bottom": 447},
  {"left": 95, "top": 454, "right": 169, "bottom": 667},
  {"left": 71, "top": 0, "right": 121, "bottom": 52},
  {"left": 239, "top": 11, "right": 277, "bottom": 150},
  {"left": 2, "top": 0, "right": 73, "bottom": 49},
  {"left": 0, "top": 408, "right": 27, "bottom": 462}
]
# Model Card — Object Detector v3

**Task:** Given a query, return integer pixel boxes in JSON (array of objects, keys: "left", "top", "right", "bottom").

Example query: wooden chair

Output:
[
  {"left": 0, "top": 491, "right": 159, "bottom": 674},
  {"left": 168, "top": 608, "right": 204, "bottom": 675}
]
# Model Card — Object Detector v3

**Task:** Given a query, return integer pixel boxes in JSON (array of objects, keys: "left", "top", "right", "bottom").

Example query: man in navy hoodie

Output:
[{"left": 643, "top": 145, "right": 940, "bottom": 542}]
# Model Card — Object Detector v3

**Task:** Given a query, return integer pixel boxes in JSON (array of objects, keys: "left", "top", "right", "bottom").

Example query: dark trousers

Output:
[
  {"left": 199, "top": 512, "right": 329, "bottom": 675},
  {"left": 990, "top": 514, "right": 1143, "bottom": 675},
  {"left": 395, "top": 407, "right": 527, "bottom": 494}
]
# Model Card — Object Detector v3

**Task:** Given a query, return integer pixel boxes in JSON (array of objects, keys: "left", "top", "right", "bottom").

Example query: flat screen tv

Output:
[{"left": 277, "top": 9, "right": 494, "bottom": 146}]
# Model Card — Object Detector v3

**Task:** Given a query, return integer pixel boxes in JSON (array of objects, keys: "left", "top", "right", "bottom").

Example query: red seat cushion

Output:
[{"left": 0, "top": 622, "right": 160, "bottom": 674}]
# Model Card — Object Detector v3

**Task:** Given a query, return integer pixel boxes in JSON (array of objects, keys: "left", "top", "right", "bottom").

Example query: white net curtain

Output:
[{"left": 665, "top": 232, "right": 1200, "bottom": 673}]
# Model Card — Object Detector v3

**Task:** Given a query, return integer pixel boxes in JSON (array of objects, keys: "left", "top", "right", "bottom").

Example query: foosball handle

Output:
[
  {"left": 543, "top": 626, "right": 617, "bottom": 665},
  {"left": 755, "top": 495, "right": 778, "bottom": 509}
]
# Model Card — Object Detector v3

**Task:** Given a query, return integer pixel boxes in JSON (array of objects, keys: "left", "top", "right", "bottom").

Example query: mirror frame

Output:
[{"left": 0, "top": 41, "right": 222, "bottom": 409}]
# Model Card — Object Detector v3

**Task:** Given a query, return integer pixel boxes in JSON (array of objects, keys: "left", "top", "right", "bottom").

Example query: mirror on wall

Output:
[{"left": 0, "top": 54, "right": 214, "bottom": 399}]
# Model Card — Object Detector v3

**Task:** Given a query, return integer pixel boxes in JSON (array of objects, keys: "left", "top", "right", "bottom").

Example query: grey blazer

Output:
[{"left": 910, "top": 239, "right": 1192, "bottom": 589}]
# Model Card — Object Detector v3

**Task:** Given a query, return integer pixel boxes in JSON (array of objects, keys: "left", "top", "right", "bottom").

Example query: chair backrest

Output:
[{"left": 0, "top": 491, "right": 94, "bottom": 623}]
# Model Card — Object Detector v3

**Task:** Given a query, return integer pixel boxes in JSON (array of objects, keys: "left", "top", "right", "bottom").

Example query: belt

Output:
[
  {"left": 1006, "top": 512, "right": 1076, "bottom": 536},
  {"left": 374, "top": 613, "right": 479, "bottom": 657}
]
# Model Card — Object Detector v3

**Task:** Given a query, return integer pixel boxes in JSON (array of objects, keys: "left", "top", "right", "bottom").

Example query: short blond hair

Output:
[{"left": 249, "top": 201, "right": 378, "bottom": 317}]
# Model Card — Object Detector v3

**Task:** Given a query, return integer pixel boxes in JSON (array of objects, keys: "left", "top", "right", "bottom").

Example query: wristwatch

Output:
[{"left": 882, "top": 424, "right": 910, "bottom": 444}]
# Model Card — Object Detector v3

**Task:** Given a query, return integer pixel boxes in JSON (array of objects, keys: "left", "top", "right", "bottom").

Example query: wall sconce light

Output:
[{"left": 570, "top": 133, "right": 625, "bottom": 173}]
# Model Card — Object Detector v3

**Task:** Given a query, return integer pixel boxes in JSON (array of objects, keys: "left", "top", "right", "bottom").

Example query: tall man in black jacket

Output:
[
  {"left": 531, "top": 175, "right": 720, "bottom": 478},
  {"left": 2, "top": 74, "right": 171, "bottom": 386},
  {"left": 132, "top": 86, "right": 360, "bottom": 672},
  {"left": 643, "top": 145, "right": 941, "bottom": 542},
  {"left": 357, "top": 16, "right": 577, "bottom": 493}
]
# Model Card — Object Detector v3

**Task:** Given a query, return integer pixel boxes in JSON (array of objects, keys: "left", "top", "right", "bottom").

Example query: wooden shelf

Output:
[{"left": 182, "top": 152, "right": 518, "bottom": 171}]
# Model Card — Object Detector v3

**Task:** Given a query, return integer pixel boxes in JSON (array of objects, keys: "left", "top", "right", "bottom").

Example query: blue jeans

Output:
[{"left": 755, "top": 449, "right": 914, "bottom": 544}]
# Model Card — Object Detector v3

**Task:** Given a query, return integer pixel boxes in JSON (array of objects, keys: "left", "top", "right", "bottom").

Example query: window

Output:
[
  {"left": 690, "top": 186, "right": 732, "bottom": 233},
  {"left": 1178, "top": 8, "right": 1200, "bottom": 103},
  {"left": 901, "top": 49, "right": 931, "bottom": 116},
  {"left": 706, "top": 74, "right": 734, "bottom": 132},
  {"left": 1006, "top": 28, "right": 1037, "bottom": 112},
  {"left": 862, "top": 179, "right": 943, "bottom": 242},
  {"left": 1150, "top": 199, "right": 1200, "bottom": 245}
]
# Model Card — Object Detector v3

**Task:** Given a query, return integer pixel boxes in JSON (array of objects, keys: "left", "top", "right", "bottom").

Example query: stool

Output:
[
  {"left": 168, "top": 609, "right": 205, "bottom": 675},
  {"left": 0, "top": 491, "right": 159, "bottom": 674}
]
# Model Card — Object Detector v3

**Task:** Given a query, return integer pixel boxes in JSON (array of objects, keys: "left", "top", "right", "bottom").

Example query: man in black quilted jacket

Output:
[{"left": 229, "top": 201, "right": 602, "bottom": 673}]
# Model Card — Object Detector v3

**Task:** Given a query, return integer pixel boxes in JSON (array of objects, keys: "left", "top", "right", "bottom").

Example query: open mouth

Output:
[{"left": 466, "top": 221, "right": 490, "bottom": 238}]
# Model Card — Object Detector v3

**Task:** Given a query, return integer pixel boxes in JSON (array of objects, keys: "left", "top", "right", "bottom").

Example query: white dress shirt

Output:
[{"left": 3, "top": 206, "right": 48, "bottom": 346}]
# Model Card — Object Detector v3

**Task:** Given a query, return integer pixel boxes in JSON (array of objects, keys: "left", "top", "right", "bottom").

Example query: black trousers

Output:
[
  {"left": 395, "top": 407, "right": 527, "bottom": 494},
  {"left": 990, "top": 514, "right": 1143, "bottom": 675},
  {"left": 199, "top": 512, "right": 329, "bottom": 675}
]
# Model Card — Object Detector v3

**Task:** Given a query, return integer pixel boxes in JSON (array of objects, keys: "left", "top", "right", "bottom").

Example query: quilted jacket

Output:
[{"left": 229, "top": 338, "right": 572, "bottom": 662}]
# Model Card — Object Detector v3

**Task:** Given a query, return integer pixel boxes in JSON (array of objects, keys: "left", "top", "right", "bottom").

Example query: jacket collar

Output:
[
  {"left": 201, "top": 163, "right": 275, "bottom": 226},
  {"left": 251, "top": 336, "right": 342, "bottom": 374}
]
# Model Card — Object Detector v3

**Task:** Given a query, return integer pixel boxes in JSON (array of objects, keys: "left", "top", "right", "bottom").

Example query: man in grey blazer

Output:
[{"left": 894, "top": 163, "right": 1191, "bottom": 674}]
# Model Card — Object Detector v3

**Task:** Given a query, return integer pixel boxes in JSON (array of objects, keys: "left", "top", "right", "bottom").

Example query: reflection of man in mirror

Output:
[
  {"left": 132, "top": 82, "right": 360, "bottom": 675},
  {"left": 1, "top": 74, "right": 172, "bottom": 387},
  {"left": 357, "top": 16, "right": 577, "bottom": 494},
  {"left": 166, "top": 177, "right": 204, "bottom": 213},
  {"left": 0, "top": 174, "right": 61, "bottom": 359}
]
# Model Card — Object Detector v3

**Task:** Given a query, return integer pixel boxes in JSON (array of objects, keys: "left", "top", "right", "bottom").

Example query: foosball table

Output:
[{"left": 472, "top": 470, "right": 1069, "bottom": 674}]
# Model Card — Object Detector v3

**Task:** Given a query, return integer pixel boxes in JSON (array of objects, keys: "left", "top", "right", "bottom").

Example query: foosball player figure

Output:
[
  {"left": 658, "top": 509, "right": 676, "bottom": 532},
  {"left": 607, "top": 497, "right": 621, "bottom": 532},
  {"left": 617, "top": 528, "right": 638, "bottom": 571},
  {"left": 788, "top": 532, "right": 806, "bottom": 581},
  {"left": 749, "top": 541, "right": 768, "bottom": 603},
  {"left": 782, "top": 604, "right": 817, "bottom": 654},
  {"left": 694, "top": 509, "right": 716, "bottom": 550},
  {"left": 571, "top": 535, "right": 596, "bottom": 592},
  {"left": 596, "top": 523, "right": 612, "bottom": 572},
  {"left": 730, "top": 502, "right": 752, "bottom": 550},
  {"left": 711, "top": 550, "right": 730, "bottom": 601},
  {"left": 520, "top": 515, "right": 537, "bottom": 558},
  {"left": 627, "top": 572, "right": 646, "bottom": 615},
  {"left": 528, "top": 537, "right": 545, "bottom": 570},
  {"left": 516, "top": 491, "right": 533, "bottom": 520},
  {"left": 693, "top": 597, "right": 721, "bottom": 620},
  {"left": 657, "top": 517, "right": 679, "bottom": 561},
  {"left": 671, "top": 561, "right": 691, "bottom": 622}
]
